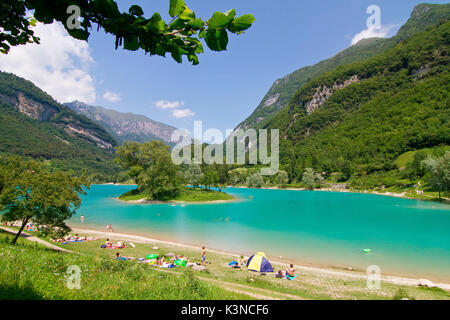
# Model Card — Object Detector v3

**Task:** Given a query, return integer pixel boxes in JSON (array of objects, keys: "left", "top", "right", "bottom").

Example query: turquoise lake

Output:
[{"left": 69, "top": 185, "right": 450, "bottom": 281}]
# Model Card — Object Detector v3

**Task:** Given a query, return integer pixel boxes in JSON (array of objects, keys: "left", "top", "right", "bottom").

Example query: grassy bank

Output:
[
  {"left": 3, "top": 228, "right": 449, "bottom": 300},
  {"left": 0, "top": 230, "right": 250, "bottom": 300},
  {"left": 119, "top": 187, "right": 235, "bottom": 203}
]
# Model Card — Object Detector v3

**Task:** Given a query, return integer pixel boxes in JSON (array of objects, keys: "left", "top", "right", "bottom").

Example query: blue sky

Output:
[{"left": 2, "top": 0, "right": 448, "bottom": 136}]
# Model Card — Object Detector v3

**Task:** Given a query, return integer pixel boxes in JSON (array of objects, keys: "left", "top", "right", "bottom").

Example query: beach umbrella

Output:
[{"left": 246, "top": 252, "right": 273, "bottom": 272}]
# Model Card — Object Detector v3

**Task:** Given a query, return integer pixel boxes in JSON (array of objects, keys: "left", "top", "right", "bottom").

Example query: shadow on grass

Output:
[{"left": 0, "top": 283, "right": 43, "bottom": 300}]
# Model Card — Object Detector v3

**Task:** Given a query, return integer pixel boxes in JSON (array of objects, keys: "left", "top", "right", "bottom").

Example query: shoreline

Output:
[
  {"left": 99, "top": 183, "right": 449, "bottom": 203},
  {"left": 71, "top": 226, "right": 450, "bottom": 291},
  {"left": 225, "top": 185, "right": 450, "bottom": 203},
  {"left": 114, "top": 195, "right": 241, "bottom": 205}
]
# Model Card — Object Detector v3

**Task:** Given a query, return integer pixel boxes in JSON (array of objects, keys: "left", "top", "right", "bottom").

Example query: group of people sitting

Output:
[
  {"left": 276, "top": 264, "right": 297, "bottom": 279},
  {"left": 3, "top": 221, "right": 41, "bottom": 232},
  {"left": 229, "top": 256, "right": 248, "bottom": 269},
  {"left": 102, "top": 238, "right": 126, "bottom": 249},
  {"left": 51, "top": 234, "right": 96, "bottom": 243}
]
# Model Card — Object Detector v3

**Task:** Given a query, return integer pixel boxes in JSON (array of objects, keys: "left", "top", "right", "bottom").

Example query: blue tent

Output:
[{"left": 247, "top": 252, "right": 273, "bottom": 272}]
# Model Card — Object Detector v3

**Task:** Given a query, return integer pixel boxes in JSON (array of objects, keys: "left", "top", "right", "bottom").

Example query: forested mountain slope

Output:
[
  {"left": 236, "top": 3, "right": 450, "bottom": 131},
  {"left": 0, "top": 72, "right": 119, "bottom": 180},
  {"left": 267, "top": 21, "right": 449, "bottom": 186}
]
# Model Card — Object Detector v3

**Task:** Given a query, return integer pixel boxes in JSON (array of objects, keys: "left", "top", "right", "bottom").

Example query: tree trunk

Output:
[{"left": 12, "top": 217, "right": 29, "bottom": 245}]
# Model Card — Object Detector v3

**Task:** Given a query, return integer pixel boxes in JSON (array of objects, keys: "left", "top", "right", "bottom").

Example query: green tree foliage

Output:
[
  {"left": 115, "top": 141, "right": 181, "bottom": 199},
  {"left": 0, "top": 156, "right": 89, "bottom": 244},
  {"left": 264, "top": 21, "right": 450, "bottom": 188},
  {"left": 0, "top": 72, "right": 120, "bottom": 181},
  {"left": 200, "top": 166, "right": 219, "bottom": 190},
  {"left": 1, "top": 0, "right": 254, "bottom": 64},
  {"left": 184, "top": 164, "right": 203, "bottom": 188},
  {"left": 421, "top": 152, "right": 450, "bottom": 199},
  {"left": 246, "top": 173, "right": 264, "bottom": 188},
  {"left": 302, "top": 168, "right": 324, "bottom": 190},
  {"left": 238, "top": 4, "right": 450, "bottom": 131},
  {"left": 405, "top": 151, "right": 428, "bottom": 183},
  {"left": 274, "top": 170, "right": 289, "bottom": 186}
]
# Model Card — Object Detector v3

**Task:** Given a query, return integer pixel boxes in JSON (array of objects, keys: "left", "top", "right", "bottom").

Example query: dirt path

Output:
[
  {"left": 153, "top": 266, "right": 305, "bottom": 300},
  {"left": 196, "top": 276, "right": 306, "bottom": 300},
  {"left": 0, "top": 226, "right": 73, "bottom": 254}
]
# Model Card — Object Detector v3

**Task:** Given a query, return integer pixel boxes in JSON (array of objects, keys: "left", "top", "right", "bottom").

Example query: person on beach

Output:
[
  {"left": 80, "top": 215, "right": 84, "bottom": 223},
  {"left": 156, "top": 256, "right": 165, "bottom": 266},
  {"left": 288, "top": 264, "right": 296, "bottom": 277},
  {"left": 105, "top": 238, "right": 112, "bottom": 248},
  {"left": 115, "top": 252, "right": 134, "bottom": 261},
  {"left": 201, "top": 246, "right": 206, "bottom": 266},
  {"left": 106, "top": 224, "right": 113, "bottom": 232},
  {"left": 116, "top": 241, "right": 124, "bottom": 248},
  {"left": 232, "top": 256, "right": 245, "bottom": 269}
]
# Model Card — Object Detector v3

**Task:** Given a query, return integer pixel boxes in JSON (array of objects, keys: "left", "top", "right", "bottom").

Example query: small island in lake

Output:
[
  {"left": 119, "top": 187, "right": 235, "bottom": 203},
  {"left": 115, "top": 140, "right": 235, "bottom": 204}
]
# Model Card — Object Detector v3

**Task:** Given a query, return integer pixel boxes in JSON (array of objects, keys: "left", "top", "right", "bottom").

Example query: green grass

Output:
[
  {"left": 0, "top": 230, "right": 249, "bottom": 300},
  {"left": 2, "top": 229, "right": 450, "bottom": 300},
  {"left": 119, "top": 187, "right": 235, "bottom": 203}
]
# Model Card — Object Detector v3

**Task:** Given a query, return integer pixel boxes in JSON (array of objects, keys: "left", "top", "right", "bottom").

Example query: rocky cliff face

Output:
[
  {"left": 65, "top": 101, "right": 177, "bottom": 145},
  {"left": 0, "top": 72, "right": 117, "bottom": 152},
  {"left": 304, "top": 75, "right": 359, "bottom": 114}
]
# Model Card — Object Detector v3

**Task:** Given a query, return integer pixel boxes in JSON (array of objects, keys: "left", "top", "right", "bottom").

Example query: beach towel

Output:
[
  {"left": 129, "top": 242, "right": 136, "bottom": 248},
  {"left": 228, "top": 261, "right": 238, "bottom": 266},
  {"left": 285, "top": 274, "right": 298, "bottom": 280}
]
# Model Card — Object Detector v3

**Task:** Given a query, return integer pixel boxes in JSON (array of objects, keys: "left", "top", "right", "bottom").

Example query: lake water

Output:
[{"left": 69, "top": 185, "right": 450, "bottom": 282}]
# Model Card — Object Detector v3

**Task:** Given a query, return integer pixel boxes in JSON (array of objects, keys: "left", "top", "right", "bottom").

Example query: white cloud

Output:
[
  {"left": 103, "top": 91, "right": 121, "bottom": 102},
  {"left": 155, "top": 100, "right": 184, "bottom": 109},
  {"left": 351, "top": 25, "right": 394, "bottom": 46},
  {"left": 0, "top": 22, "right": 96, "bottom": 103},
  {"left": 172, "top": 108, "right": 195, "bottom": 119}
]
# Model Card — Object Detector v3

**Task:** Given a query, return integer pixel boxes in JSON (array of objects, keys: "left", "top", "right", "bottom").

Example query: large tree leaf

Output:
[
  {"left": 124, "top": 35, "right": 140, "bottom": 51},
  {"left": 169, "top": 0, "right": 186, "bottom": 18},
  {"left": 205, "top": 28, "right": 228, "bottom": 51},
  {"left": 187, "top": 19, "right": 204, "bottom": 29},
  {"left": 129, "top": 5, "right": 144, "bottom": 16},
  {"left": 67, "top": 29, "right": 90, "bottom": 41},
  {"left": 179, "top": 7, "right": 195, "bottom": 21},
  {"left": 227, "top": 14, "right": 255, "bottom": 33},
  {"left": 146, "top": 12, "right": 165, "bottom": 33},
  {"left": 208, "top": 12, "right": 233, "bottom": 29}
]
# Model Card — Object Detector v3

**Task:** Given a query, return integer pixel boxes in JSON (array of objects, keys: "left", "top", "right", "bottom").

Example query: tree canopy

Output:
[
  {"left": 421, "top": 152, "right": 450, "bottom": 199},
  {"left": 1, "top": 0, "right": 255, "bottom": 64},
  {"left": 115, "top": 141, "right": 182, "bottom": 199},
  {"left": 0, "top": 156, "right": 90, "bottom": 244}
]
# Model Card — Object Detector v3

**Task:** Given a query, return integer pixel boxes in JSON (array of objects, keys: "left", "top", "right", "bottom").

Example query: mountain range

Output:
[
  {"left": 64, "top": 101, "right": 176, "bottom": 145},
  {"left": 236, "top": 3, "right": 450, "bottom": 132}
]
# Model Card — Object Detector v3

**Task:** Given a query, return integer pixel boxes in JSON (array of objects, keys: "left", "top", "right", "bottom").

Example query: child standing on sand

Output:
[{"left": 201, "top": 246, "right": 206, "bottom": 266}]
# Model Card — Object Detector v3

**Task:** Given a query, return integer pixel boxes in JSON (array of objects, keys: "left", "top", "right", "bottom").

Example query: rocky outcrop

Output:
[
  {"left": 263, "top": 93, "right": 280, "bottom": 108},
  {"left": 64, "top": 125, "right": 114, "bottom": 150},
  {"left": 0, "top": 92, "right": 58, "bottom": 121},
  {"left": 305, "top": 75, "right": 359, "bottom": 114},
  {"left": 0, "top": 91, "right": 116, "bottom": 152},
  {"left": 65, "top": 101, "right": 177, "bottom": 144}
]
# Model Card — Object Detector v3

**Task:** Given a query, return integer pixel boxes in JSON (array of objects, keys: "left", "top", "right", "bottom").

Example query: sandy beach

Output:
[{"left": 71, "top": 227, "right": 450, "bottom": 291}]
